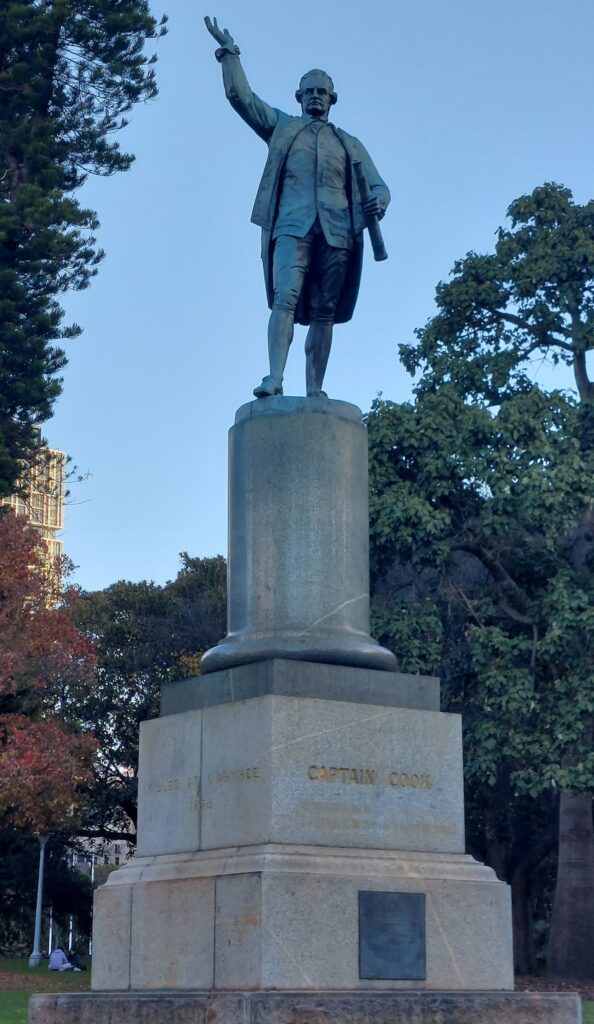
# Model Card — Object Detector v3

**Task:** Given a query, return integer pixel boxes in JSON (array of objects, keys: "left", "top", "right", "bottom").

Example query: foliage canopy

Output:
[
  {"left": 68, "top": 554, "right": 227, "bottom": 838},
  {"left": 0, "top": 511, "right": 96, "bottom": 833},
  {"left": 368, "top": 183, "right": 594, "bottom": 976},
  {"left": 0, "top": 0, "right": 167, "bottom": 495}
]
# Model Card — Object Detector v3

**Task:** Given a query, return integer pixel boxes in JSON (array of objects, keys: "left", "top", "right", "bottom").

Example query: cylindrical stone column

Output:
[{"left": 201, "top": 396, "right": 396, "bottom": 673}]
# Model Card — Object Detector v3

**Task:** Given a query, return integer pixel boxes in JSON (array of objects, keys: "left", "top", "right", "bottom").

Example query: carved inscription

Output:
[
  {"left": 389, "top": 772, "right": 431, "bottom": 789},
  {"left": 148, "top": 778, "right": 180, "bottom": 793},
  {"left": 307, "top": 766, "right": 432, "bottom": 789},
  {"left": 148, "top": 773, "right": 201, "bottom": 794},
  {"left": 307, "top": 766, "right": 377, "bottom": 785},
  {"left": 189, "top": 797, "right": 213, "bottom": 811},
  {"left": 207, "top": 766, "right": 260, "bottom": 784},
  {"left": 146, "top": 774, "right": 212, "bottom": 810}
]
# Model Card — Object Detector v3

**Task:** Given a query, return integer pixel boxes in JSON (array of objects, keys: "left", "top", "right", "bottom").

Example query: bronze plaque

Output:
[{"left": 358, "top": 890, "right": 426, "bottom": 980}]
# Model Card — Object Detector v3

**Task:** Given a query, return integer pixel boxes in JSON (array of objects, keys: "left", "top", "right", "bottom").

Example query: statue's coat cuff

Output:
[{"left": 215, "top": 45, "right": 241, "bottom": 62}]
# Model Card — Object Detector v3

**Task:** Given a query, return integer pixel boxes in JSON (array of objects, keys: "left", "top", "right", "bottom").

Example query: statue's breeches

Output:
[{"left": 272, "top": 223, "right": 350, "bottom": 323}]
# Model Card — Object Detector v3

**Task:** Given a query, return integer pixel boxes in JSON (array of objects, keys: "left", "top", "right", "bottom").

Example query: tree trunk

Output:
[
  {"left": 511, "top": 864, "right": 536, "bottom": 975},
  {"left": 547, "top": 792, "right": 594, "bottom": 979}
]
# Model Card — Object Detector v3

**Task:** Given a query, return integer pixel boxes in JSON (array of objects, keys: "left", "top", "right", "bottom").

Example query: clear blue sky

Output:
[{"left": 50, "top": 0, "right": 594, "bottom": 592}]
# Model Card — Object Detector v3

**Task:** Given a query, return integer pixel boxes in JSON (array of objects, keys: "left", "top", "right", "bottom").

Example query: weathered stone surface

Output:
[
  {"left": 136, "top": 711, "right": 202, "bottom": 856},
  {"left": 201, "top": 398, "right": 396, "bottom": 674},
  {"left": 133, "top": 689, "right": 457, "bottom": 860},
  {"left": 201, "top": 697, "right": 271, "bottom": 849},
  {"left": 29, "top": 995, "right": 56, "bottom": 1024},
  {"left": 129, "top": 877, "right": 215, "bottom": 989},
  {"left": 28, "top": 990, "right": 582, "bottom": 1024},
  {"left": 249, "top": 991, "right": 582, "bottom": 1023},
  {"left": 215, "top": 873, "right": 263, "bottom": 989},
  {"left": 90, "top": 843, "right": 504, "bottom": 886},
  {"left": 161, "top": 660, "right": 440, "bottom": 716},
  {"left": 256, "top": 869, "right": 511, "bottom": 990},
  {"left": 91, "top": 881, "right": 132, "bottom": 990},
  {"left": 91, "top": 845, "right": 513, "bottom": 992},
  {"left": 200, "top": 696, "right": 465, "bottom": 852}
]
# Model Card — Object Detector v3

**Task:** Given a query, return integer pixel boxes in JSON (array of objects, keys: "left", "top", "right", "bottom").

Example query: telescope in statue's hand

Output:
[{"left": 353, "top": 159, "right": 388, "bottom": 262}]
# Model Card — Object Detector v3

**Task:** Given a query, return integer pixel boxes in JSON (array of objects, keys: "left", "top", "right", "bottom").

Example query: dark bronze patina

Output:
[
  {"left": 205, "top": 17, "right": 390, "bottom": 398},
  {"left": 359, "top": 890, "right": 427, "bottom": 981}
]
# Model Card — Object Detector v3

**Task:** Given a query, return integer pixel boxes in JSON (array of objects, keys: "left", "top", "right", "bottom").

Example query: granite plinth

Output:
[
  {"left": 136, "top": 695, "right": 464, "bottom": 856},
  {"left": 161, "top": 660, "right": 440, "bottom": 716},
  {"left": 136, "top": 712, "right": 201, "bottom": 856},
  {"left": 201, "top": 397, "right": 396, "bottom": 674},
  {"left": 91, "top": 845, "right": 513, "bottom": 992},
  {"left": 29, "top": 989, "right": 582, "bottom": 1024}
]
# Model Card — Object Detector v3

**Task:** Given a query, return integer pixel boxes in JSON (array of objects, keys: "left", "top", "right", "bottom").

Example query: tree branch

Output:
[
  {"left": 76, "top": 827, "right": 136, "bottom": 843},
  {"left": 573, "top": 350, "right": 593, "bottom": 403},
  {"left": 453, "top": 539, "right": 532, "bottom": 618},
  {"left": 492, "top": 309, "right": 573, "bottom": 349},
  {"left": 498, "top": 600, "right": 535, "bottom": 628},
  {"left": 568, "top": 304, "right": 594, "bottom": 403}
]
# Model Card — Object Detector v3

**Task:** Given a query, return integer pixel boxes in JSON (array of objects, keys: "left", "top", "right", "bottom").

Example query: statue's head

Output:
[{"left": 295, "top": 69, "right": 337, "bottom": 118}]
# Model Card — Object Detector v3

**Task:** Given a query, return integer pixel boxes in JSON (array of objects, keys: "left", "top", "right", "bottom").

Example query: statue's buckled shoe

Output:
[{"left": 253, "top": 375, "right": 283, "bottom": 398}]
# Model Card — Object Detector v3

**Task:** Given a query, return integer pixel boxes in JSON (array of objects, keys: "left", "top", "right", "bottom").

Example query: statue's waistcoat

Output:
[{"left": 251, "top": 115, "right": 366, "bottom": 238}]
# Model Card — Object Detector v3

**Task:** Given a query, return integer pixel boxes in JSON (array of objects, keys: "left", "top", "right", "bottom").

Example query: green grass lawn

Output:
[
  {"left": 0, "top": 993, "right": 28, "bottom": 1024},
  {"left": 583, "top": 1001, "right": 594, "bottom": 1024},
  {"left": 0, "top": 958, "right": 90, "bottom": 989},
  {"left": 0, "top": 957, "right": 91, "bottom": 1023},
  {"left": 0, "top": 961, "right": 36, "bottom": 975}
]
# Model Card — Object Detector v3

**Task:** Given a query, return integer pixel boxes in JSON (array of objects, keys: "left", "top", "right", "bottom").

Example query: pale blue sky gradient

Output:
[{"left": 50, "top": 0, "right": 594, "bottom": 591}]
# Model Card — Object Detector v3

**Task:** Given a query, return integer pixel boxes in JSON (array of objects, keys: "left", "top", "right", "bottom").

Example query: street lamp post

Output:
[{"left": 29, "top": 835, "right": 49, "bottom": 967}]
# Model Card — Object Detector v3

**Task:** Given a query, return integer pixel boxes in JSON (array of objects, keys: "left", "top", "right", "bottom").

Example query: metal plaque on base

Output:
[{"left": 359, "top": 890, "right": 426, "bottom": 980}]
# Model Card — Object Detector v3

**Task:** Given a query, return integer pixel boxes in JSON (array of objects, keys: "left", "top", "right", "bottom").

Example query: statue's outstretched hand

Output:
[{"left": 204, "top": 16, "right": 236, "bottom": 49}]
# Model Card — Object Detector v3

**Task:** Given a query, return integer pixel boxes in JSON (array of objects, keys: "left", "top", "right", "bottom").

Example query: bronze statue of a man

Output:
[{"left": 205, "top": 17, "right": 390, "bottom": 399}]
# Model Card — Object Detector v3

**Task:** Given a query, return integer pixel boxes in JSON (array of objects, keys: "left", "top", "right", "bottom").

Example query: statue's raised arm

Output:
[{"left": 204, "top": 15, "right": 279, "bottom": 142}]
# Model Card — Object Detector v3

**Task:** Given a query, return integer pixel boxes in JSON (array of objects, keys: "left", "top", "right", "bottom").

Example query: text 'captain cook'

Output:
[{"left": 205, "top": 16, "right": 390, "bottom": 399}]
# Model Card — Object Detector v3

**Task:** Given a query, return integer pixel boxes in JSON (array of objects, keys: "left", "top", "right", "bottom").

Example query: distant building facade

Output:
[
  {"left": 75, "top": 838, "right": 134, "bottom": 873},
  {"left": 3, "top": 443, "right": 66, "bottom": 562}
]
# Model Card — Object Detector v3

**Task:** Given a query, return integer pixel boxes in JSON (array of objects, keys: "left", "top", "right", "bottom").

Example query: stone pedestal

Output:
[
  {"left": 30, "top": 399, "right": 580, "bottom": 1024},
  {"left": 201, "top": 398, "right": 395, "bottom": 673},
  {"left": 136, "top": 681, "right": 464, "bottom": 856},
  {"left": 85, "top": 662, "right": 516, "bottom": 994},
  {"left": 90, "top": 844, "right": 513, "bottom": 992}
]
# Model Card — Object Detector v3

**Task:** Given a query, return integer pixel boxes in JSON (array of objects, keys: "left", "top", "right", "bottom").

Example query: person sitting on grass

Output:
[
  {"left": 67, "top": 948, "right": 85, "bottom": 971},
  {"left": 48, "top": 947, "right": 73, "bottom": 971}
]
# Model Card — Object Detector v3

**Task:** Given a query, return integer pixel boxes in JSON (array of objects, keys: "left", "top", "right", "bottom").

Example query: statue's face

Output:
[{"left": 298, "top": 73, "right": 334, "bottom": 119}]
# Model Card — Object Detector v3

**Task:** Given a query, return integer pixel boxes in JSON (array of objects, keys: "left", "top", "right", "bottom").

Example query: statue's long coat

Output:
[{"left": 220, "top": 53, "right": 390, "bottom": 325}]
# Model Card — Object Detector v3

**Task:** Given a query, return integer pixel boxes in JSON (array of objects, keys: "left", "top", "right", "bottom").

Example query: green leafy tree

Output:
[
  {"left": 368, "top": 184, "right": 594, "bottom": 979},
  {"left": 0, "top": 0, "right": 167, "bottom": 496},
  {"left": 368, "top": 395, "right": 561, "bottom": 972},
  {"left": 67, "top": 555, "right": 227, "bottom": 840}
]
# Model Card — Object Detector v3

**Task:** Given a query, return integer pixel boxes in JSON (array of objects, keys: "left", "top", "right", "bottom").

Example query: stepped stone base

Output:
[
  {"left": 91, "top": 845, "right": 513, "bottom": 992},
  {"left": 29, "top": 989, "right": 582, "bottom": 1024}
]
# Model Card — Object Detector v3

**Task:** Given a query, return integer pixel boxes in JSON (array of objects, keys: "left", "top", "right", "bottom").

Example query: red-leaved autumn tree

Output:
[{"left": 0, "top": 511, "right": 96, "bottom": 832}]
